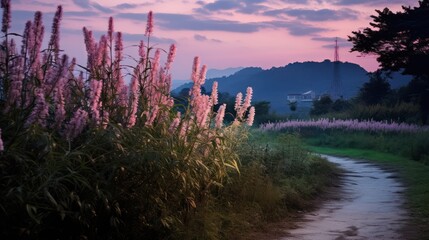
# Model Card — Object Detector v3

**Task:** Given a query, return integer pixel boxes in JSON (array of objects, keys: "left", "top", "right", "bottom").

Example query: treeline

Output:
[{"left": 310, "top": 70, "right": 425, "bottom": 124}]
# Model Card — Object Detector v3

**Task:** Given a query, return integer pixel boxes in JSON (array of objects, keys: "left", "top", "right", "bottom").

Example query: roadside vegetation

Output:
[
  {"left": 0, "top": 2, "right": 338, "bottom": 239},
  {"left": 261, "top": 121, "right": 429, "bottom": 238}
]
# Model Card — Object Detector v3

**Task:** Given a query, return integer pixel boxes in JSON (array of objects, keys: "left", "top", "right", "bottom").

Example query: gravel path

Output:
[{"left": 283, "top": 155, "right": 410, "bottom": 240}]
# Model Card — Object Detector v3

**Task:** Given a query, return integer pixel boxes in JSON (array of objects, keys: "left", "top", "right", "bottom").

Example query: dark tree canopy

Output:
[
  {"left": 310, "top": 95, "right": 333, "bottom": 116},
  {"left": 358, "top": 71, "right": 391, "bottom": 105},
  {"left": 348, "top": 0, "right": 429, "bottom": 78}
]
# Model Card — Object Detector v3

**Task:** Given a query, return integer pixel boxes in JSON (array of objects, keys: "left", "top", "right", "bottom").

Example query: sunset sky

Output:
[{"left": 7, "top": 0, "right": 418, "bottom": 81}]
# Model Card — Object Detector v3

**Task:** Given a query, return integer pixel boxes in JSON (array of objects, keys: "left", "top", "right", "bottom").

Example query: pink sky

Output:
[{"left": 8, "top": 0, "right": 419, "bottom": 81}]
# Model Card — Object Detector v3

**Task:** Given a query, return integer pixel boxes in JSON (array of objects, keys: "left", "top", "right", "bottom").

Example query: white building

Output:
[{"left": 287, "top": 90, "right": 317, "bottom": 103}]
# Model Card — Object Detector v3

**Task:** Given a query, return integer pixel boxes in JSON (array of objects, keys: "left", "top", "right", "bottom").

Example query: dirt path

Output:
[{"left": 282, "top": 155, "right": 410, "bottom": 240}]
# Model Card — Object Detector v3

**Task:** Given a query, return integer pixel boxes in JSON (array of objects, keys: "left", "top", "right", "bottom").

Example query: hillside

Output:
[{"left": 173, "top": 60, "right": 411, "bottom": 113}]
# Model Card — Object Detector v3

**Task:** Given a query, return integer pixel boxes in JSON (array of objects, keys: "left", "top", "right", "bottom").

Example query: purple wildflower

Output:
[
  {"left": 26, "top": 88, "right": 49, "bottom": 127},
  {"left": 164, "top": 44, "right": 176, "bottom": 72},
  {"left": 107, "top": 16, "right": 114, "bottom": 43},
  {"left": 1, "top": 0, "right": 11, "bottom": 33},
  {"left": 89, "top": 79, "right": 102, "bottom": 124},
  {"left": 145, "top": 11, "right": 153, "bottom": 36},
  {"left": 48, "top": 5, "right": 62, "bottom": 62},
  {"left": 127, "top": 74, "right": 139, "bottom": 128},
  {"left": 64, "top": 108, "right": 88, "bottom": 140}
]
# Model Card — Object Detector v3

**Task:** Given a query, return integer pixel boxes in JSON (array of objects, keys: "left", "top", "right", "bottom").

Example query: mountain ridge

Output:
[{"left": 173, "top": 60, "right": 411, "bottom": 113}]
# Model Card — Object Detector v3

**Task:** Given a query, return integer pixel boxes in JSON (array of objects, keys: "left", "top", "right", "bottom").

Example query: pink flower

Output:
[
  {"left": 247, "top": 106, "right": 255, "bottom": 126},
  {"left": 26, "top": 88, "right": 49, "bottom": 127},
  {"left": 127, "top": 75, "right": 139, "bottom": 128},
  {"left": 0, "top": 128, "right": 4, "bottom": 151},
  {"left": 114, "top": 31, "right": 123, "bottom": 62},
  {"left": 191, "top": 57, "right": 200, "bottom": 82},
  {"left": 1, "top": 0, "right": 11, "bottom": 33},
  {"left": 243, "top": 87, "right": 253, "bottom": 109},
  {"left": 48, "top": 5, "right": 62, "bottom": 62},
  {"left": 164, "top": 44, "right": 176, "bottom": 72},
  {"left": 234, "top": 92, "right": 242, "bottom": 112},
  {"left": 101, "top": 110, "right": 109, "bottom": 129},
  {"left": 54, "top": 79, "right": 66, "bottom": 128},
  {"left": 83, "top": 27, "right": 96, "bottom": 69},
  {"left": 138, "top": 40, "right": 146, "bottom": 59},
  {"left": 193, "top": 95, "right": 211, "bottom": 128},
  {"left": 211, "top": 81, "right": 218, "bottom": 105},
  {"left": 89, "top": 79, "right": 102, "bottom": 124},
  {"left": 145, "top": 105, "right": 159, "bottom": 126},
  {"left": 169, "top": 112, "right": 181, "bottom": 133},
  {"left": 199, "top": 64, "right": 207, "bottom": 85},
  {"left": 215, "top": 104, "right": 226, "bottom": 128},
  {"left": 64, "top": 108, "right": 88, "bottom": 140},
  {"left": 108, "top": 16, "right": 114, "bottom": 43},
  {"left": 145, "top": 11, "right": 153, "bottom": 36}
]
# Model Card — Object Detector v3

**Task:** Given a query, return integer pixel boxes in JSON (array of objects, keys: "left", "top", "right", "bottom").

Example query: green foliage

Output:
[
  {"left": 310, "top": 95, "right": 333, "bottom": 116},
  {"left": 303, "top": 130, "right": 429, "bottom": 165},
  {"left": 349, "top": 1, "right": 429, "bottom": 123},
  {"left": 348, "top": 102, "right": 420, "bottom": 123},
  {"left": 349, "top": 0, "right": 429, "bottom": 77},
  {"left": 310, "top": 95, "right": 352, "bottom": 117},
  {"left": 357, "top": 71, "right": 391, "bottom": 105}
]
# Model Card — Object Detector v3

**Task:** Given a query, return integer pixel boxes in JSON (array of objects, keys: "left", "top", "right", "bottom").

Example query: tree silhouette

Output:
[
  {"left": 349, "top": 0, "right": 429, "bottom": 123},
  {"left": 357, "top": 71, "right": 391, "bottom": 105}
]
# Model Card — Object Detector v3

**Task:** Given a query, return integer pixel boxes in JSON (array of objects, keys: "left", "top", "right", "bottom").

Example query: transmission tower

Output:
[
  {"left": 331, "top": 37, "right": 342, "bottom": 99},
  {"left": 334, "top": 37, "right": 339, "bottom": 62}
]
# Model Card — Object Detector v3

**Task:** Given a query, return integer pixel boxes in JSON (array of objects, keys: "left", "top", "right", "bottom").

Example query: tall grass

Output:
[
  {"left": 181, "top": 131, "right": 339, "bottom": 239},
  {"left": 0, "top": 2, "right": 338, "bottom": 239},
  {"left": 0, "top": 2, "right": 256, "bottom": 239}
]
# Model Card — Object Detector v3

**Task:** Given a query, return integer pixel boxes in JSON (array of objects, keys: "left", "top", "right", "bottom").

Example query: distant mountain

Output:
[
  {"left": 173, "top": 60, "right": 411, "bottom": 114},
  {"left": 171, "top": 67, "right": 243, "bottom": 93},
  {"left": 206, "top": 67, "right": 244, "bottom": 79}
]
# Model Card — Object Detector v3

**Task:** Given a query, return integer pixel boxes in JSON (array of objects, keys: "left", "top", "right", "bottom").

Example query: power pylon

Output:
[{"left": 331, "top": 37, "right": 342, "bottom": 99}]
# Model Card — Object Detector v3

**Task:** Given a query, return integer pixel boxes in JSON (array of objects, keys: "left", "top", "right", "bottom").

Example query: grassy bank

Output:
[
  {"left": 302, "top": 131, "right": 429, "bottom": 165},
  {"left": 307, "top": 146, "right": 429, "bottom": 239},
  {"left": 194, "top": 131, "right": 340, "bottom": 239}
]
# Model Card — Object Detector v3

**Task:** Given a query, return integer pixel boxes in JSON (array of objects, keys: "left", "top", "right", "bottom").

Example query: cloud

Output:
[
  {"left": 194, "top": 34, "right": 208, "bottom": 41},
  {"left": 269, "top": 21, "right": 328, "bottom": 36},
  {"left": 10, "top": 10, "right": 55, "bottom": 30},
  {"left": 121, "top": 33, "right": 176, "bottom": 44},
  {"left": 91, "top": 2, "right": 114, "bottom": 14},
  {"left": 116, "top": 3, "right": 140, "bottom": 10},
  {"left": 65, "top": 11, "right": 99, "bottom": 18},
  {"left": 265, "top": 8, "right": 358, "bottom": 21},
  {"left": 204, "top": 1, "right": 241, "bottom": 11},
  {"left": 278, "top": 0, "right": 310, "bottom": 3},
  {"left": 72, "top": 0, "right": 91, "bottom": 9},
  {"left": 72, "top": 0, "right": 115, "bottom": 14},
  {"left": 331, "top": 0, "right": 415, "bottom": 6},
  {"left": 194, "top": 34, "right": 222, "bottom": 43},
  {"left": 195, "top": 0, "right": 268, "bottom": 15},
  {"left": 115, "top": 12, "right": 330, "bottom": 36},
  {"left": 116, "top": 12, "right": 262, "bottom": 33},
  {"left": 32, "top": 1, "right": 56, "bottom": 7},
  {"left": 312, "top": 36, "right": 353, "bottom": 48}
]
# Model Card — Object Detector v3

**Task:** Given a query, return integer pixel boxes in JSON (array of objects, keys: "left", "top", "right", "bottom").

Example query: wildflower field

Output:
[
  {"left": 0, "top": 2, "right": 337, "bottom": 239},
  {"left": 260, "top": 118, "right": 429, "bottom": 165}
]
